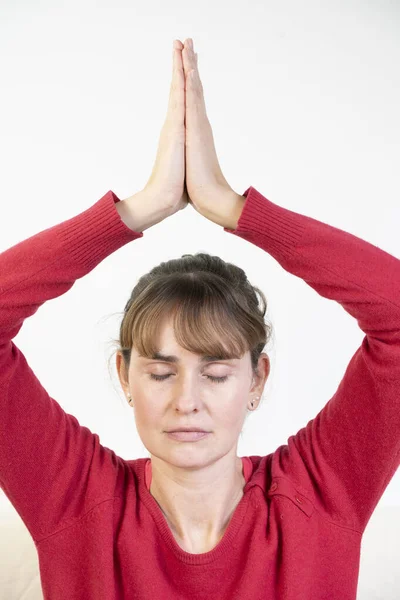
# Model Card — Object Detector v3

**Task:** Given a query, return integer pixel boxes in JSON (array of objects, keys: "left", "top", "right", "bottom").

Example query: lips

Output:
[
  {"left": 166, "top": 428, "right": 208, "bottom": 433},
  {"left": 167, "top": 431, "right": 210, "bottom": 441}
]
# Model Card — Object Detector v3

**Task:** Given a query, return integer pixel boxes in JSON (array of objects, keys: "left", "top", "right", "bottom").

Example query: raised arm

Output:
[
  {"left": 0, "top": 190, "right": 144, "bottom": 542},
  {"left": 225, "top": 184, "right": 400, "bottom": 534}
]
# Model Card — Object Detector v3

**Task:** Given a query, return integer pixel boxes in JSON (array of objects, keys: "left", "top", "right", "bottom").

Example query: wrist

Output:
[
  {"left": 208, "top": 189, "right": 245, "bottom": 230},
  {"left": 195, "top": 187, "right": 245, "bottom": 230},
  {"left": 117, "top": 189, "right": 169, "bottom": 233},
  {"left": 115, "top": 195, "right": 142, "bottom": 232},
  {"left": 225, "top": 191, "right": 246, "bottom": 230}
]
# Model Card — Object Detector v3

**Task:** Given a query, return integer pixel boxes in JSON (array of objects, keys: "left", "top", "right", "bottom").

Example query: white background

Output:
[{"left": 0, "top": 0, "right": 399, "bottom": 598}]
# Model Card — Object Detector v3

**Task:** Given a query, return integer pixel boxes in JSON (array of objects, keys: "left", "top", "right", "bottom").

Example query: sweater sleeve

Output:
[
  {"left": 225, "top": 186, "right": 400, "bottom": 534},
  {"left": 0, "top": 190, "right": 143, "bottom": 542}
]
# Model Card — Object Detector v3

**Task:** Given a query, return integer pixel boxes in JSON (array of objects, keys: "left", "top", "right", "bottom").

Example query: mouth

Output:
[
  {"left": 166, "top": 431, "right": 210, "bottom": 442},
  {"left": 165, "top": 428, "right": 209, "bottom": 433}
]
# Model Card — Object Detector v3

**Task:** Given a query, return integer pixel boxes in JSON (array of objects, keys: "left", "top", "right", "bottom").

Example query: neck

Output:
[{"left": 149, "top": 455, "right": 245, "bottom": 551}]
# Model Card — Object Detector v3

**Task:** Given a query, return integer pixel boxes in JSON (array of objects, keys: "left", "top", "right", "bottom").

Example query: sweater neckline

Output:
[{"left": 137, "top": 457, "right": 254, "bottom": 565}]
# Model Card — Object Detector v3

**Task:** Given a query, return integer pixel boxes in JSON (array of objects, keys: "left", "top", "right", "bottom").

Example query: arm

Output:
[
  {"left": 0, "top": 190, "right": 143, "bottom": 542},
  {"left": 116, "top": 189, "right": 176, "bottom": 233},
  {"left": 213, "top": 190, "right": 246, "bottom": 231},
  {"left": 224, "top": 185, "right": 400, "bottom": 534}
]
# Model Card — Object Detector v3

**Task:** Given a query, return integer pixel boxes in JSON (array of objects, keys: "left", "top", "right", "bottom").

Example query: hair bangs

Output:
[{"left": 130, "top": 273, "right": 250, "bottom": 361}]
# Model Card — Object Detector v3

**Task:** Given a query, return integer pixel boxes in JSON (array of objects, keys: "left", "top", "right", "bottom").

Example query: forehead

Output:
[
  {"left": 135, "top": 319, "right": 242, "bottom": 364},
  {"left": 140, "top": 352, "right": 232, "bottom": 364}
]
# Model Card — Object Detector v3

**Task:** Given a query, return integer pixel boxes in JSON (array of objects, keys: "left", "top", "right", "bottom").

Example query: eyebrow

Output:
[{"left": 141, "top": 352, "right": 236, "bottom": 364}]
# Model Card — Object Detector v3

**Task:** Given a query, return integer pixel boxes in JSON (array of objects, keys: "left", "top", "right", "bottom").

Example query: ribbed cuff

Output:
[
  {"left": 224, "top": 186, "right": 305, "bottom": 257},
  {"left": 57, "top": 190, "right": 143, "bottom": 271}
]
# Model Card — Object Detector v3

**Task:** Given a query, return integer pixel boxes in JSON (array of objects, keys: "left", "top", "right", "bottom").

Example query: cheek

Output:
[
  {"left": 215, "top": 391, "right": 247, "bottom": 427},
  {"left": 129, "top": 389, "right": 162, "bottom": 427},
  {"left": 227, "top": 404, "right": 248, "bottom": 430}
]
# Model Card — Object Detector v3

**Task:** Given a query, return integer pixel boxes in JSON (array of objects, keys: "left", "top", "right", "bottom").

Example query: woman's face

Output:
[{"left": 116, "top": 318, "right": 270, "bottom": 468}]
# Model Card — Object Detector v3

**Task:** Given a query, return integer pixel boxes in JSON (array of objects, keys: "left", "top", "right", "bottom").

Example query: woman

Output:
[{"left": 0, "top": 38, "right": 399, "bottom": 600}]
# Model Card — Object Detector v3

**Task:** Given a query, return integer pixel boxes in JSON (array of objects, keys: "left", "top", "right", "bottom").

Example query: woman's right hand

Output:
[
  {"left": 119, "top": 40, "right": 189, "bottom": 233},
  {"left": 141, "top": 39, "right": 191, "bottom": 229}
]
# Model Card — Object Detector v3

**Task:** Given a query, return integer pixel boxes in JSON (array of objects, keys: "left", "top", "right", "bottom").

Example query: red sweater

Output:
[{"left": 0, "top": 186, "right": 399, "bottom": 600}]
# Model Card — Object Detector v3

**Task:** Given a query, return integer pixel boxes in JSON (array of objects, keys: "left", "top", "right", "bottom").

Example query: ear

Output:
[
  {"left": 116, "top": 352, "right": 129, "bottom": 395},
  {"left": 252, "top": 353, "right": 270, "bottom": 395}
]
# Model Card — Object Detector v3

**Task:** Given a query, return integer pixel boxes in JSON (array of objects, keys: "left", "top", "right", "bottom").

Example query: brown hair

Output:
[{"left": 109, "top": 252, "right": 273, "bottom": 406}]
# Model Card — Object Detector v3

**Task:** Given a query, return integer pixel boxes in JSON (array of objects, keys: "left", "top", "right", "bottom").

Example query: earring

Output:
[{"left": 251, "top": 396, "right": 260, "bottom": 408}]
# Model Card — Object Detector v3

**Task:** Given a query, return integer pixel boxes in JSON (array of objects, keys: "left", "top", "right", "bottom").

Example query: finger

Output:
[
  {"left": 182, "top": 41, "right": 197, "bottom": 85},
  {"left": 182, "top": 41, "right": 207, "bottom": 121},
  {"left": 167, "top": 40, "right": 185, "bottom": 125}
]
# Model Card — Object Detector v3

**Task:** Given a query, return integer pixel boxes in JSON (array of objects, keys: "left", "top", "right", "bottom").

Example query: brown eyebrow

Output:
[{"left": 141, "top": 352, "right": 235, "bottom": 364}]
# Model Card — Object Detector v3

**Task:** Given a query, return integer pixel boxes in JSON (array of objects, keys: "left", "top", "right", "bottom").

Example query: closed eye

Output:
[{"left": 150, "top": 374, "right": 228, "bottom": 383}]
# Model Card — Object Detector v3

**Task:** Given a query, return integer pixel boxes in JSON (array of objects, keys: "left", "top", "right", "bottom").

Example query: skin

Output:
[
  {"left": 116, "top": 317, "right": 270, "bottom": 552},
  {"left": 122, "top": 37, "right": 247, "bottom": 231},
  {"left": 116, "top": 38, "right": 270, "bottom": 552}
]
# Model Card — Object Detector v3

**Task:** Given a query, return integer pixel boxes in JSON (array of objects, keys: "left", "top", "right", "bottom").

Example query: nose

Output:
[{"left": 171, "top": 375, "right": 201, "bottom": 413}]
